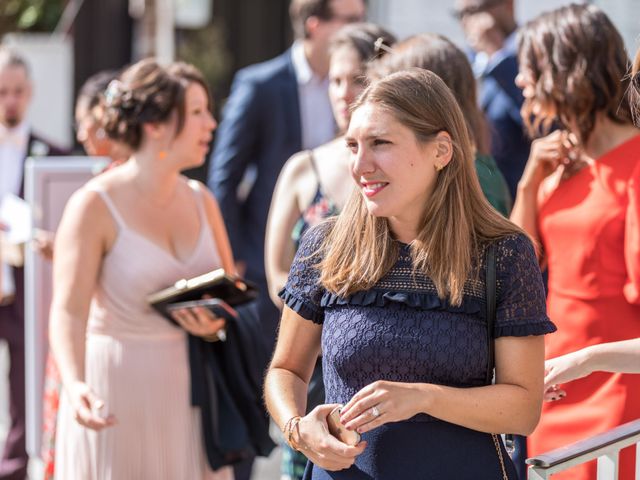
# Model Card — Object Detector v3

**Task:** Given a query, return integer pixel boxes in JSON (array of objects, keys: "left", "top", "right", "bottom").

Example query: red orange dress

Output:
[{"left": 528, "top": 134, "right": 640, "bottom": 479}]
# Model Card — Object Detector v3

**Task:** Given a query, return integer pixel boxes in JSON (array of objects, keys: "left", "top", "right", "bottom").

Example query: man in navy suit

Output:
[
  {"left": 0, "top": 48, "right": 66, "bottom": 480},
  {"left": 456, "top": 0, "right": 530, "bottom": 200},
  {"left": 208, "top": 0, "right": 365, "bottom": 352}
]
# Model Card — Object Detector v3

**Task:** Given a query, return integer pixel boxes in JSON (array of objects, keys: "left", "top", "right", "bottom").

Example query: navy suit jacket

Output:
[
  {"left": 473, "top": 40, "right": 531, "bottom": 200},
  {"left": 208, "top": 49, "right": 301, "bottom": 342},
  {"left": 209, "top": 49, "right": 301, "bottom": 280}
]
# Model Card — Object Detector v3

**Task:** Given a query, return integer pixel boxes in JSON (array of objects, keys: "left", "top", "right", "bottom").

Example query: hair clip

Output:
[
  {"left": 104, "top": 79, "right": 124, "bottom": 107},
  {"left": 374, "top": 37, "right": 393, "bottom": 55}
]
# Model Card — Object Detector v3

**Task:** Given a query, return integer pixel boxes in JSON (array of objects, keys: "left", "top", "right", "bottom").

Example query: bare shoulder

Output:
[
  {"left": 84, "top": 163, "right": 130, "bottom": 196},
  {"left": 280, "top": 150, "right": 315, "bottom": 183},
  {"left": 59, "top": 184, "right": 114, "bottom": 241},
  {"left": 187, "top": 178, "right": 217, "bottom": 208},
  {"left": 314, "top": 137, "right": 345, "bottom": 158}
]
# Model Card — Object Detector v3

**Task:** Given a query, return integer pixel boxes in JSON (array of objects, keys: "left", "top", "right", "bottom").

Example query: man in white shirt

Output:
[{"left": 0, "top": 48, "right": 64, "bottom": 480}]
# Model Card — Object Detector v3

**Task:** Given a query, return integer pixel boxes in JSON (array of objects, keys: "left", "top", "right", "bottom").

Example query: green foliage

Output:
[
  {"left": 176, "top": 20, "right": 232, "bottom": 103},
  {"left": 0, "top": 0, "right": 65, "bottom": 36}
]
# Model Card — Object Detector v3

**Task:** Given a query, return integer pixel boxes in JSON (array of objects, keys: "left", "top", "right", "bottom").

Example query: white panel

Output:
[{"left": 24, "top": 156, "right": 107, "bottom": 458}]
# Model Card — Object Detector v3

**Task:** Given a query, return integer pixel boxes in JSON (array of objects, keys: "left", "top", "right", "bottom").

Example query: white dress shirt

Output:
[
  {"left": 291, "top": 41, "right": 336, "bottom": 150},
  {"left": 0, "top": 121, "right": 29, "bottom": 299}
]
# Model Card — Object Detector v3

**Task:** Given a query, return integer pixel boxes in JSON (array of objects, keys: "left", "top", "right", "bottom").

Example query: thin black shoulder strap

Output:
[{"left": 485, "top": 243, "right": 497, "bottom": 385}]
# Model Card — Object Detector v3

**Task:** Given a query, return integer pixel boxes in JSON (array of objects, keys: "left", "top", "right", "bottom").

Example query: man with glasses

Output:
[
  {"left": 455, "top": 0, "right": 530, "bottom": 202},
  {"left": 208, "top": 1, "right": 365, "bottom": 478}
]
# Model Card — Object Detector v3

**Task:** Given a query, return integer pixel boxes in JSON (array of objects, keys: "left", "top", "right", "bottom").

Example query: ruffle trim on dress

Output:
[
  {"left": 320, "top": 289, "right": 484, "bottom": 316},
  {"left": 279, "top": 288, "right": 324, "bottom": 324},
  {"left": 494, "top": 319, "right": 557, "bottom": 338}
]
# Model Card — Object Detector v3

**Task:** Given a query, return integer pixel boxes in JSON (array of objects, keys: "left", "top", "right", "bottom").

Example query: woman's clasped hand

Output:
[
  {"left": 293, "top": 404, "right": 366, "bottom": 472},
  {"left": 339, "top": 380, "right": 426, "bottom": 434}
]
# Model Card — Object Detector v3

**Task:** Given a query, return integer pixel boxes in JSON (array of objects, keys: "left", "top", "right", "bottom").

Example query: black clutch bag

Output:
[{"left": 147, "top": 269, "right": 258, "bottom": 322}]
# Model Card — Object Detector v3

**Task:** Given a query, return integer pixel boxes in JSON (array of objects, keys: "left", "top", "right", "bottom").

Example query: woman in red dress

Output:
[{"left": 511, "top": 5, "right": 640, "bottom": 479}]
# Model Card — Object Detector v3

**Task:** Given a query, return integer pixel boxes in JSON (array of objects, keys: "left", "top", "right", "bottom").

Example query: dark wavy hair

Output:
[
  {"left": 102, "top": 59, "right": 209, "bottom": 150},
  {"left": 371, "top": 33, "right": 490, "bottom": 155},
  {"left": 517, "top": 3, "right": 633, "bottom": 143}
]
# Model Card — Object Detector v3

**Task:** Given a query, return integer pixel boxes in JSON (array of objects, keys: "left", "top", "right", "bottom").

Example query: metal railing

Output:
[{"left": 526, "top": 419, "right": 640, "bottom": 479}]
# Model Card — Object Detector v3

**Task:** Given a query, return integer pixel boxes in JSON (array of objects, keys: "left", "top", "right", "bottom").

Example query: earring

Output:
[
  {"left": 435, "top": 163, "right": 444, "bottom": 172},
  {"left": 158, "top": 150, "right": 167, "bottom": 160}
]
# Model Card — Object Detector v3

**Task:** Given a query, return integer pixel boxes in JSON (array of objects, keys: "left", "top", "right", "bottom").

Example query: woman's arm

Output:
[
  {"left": 264, "top": 306, "right": 322, "bottom": 426},
  {"left": 265, "top": 153, "right": 312, "bottom": 307},
  {"left": 265, "top": 306, "right": 366, "bottom": 471},
  {"left": 340, "top": 335, "right": 545, "bottom": 436},
  {"left": 49, "top": 188, "right": 116, "bottom": 430},
  {"left": 545, "top": 339, "right": 640, "bottom": 389},
  {"left": 201, "top": 182, "right": 236, "bottom": 275},
  {"left": 510, "top": 130, "right": 568, "bottom": 256}
]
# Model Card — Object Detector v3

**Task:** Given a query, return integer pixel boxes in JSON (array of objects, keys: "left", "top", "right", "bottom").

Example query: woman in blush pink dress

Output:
[{"left": 49, "top": 59, "right": 233, "bottom": 480}]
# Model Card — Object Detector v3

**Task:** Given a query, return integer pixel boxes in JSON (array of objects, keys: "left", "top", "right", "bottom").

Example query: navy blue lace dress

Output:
[{"left": 279, "top": 223, "right": 556, "bottom": 480}]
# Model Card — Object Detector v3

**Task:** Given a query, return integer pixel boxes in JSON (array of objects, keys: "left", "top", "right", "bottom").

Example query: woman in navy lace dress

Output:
[{"left": 264, "top": 69, "right": 555, "bottom": 479}]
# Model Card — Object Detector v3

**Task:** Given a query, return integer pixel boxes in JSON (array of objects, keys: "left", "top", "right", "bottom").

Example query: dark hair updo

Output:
[{"left": 102, "top": 58, "right": 190, "bottom": 150}]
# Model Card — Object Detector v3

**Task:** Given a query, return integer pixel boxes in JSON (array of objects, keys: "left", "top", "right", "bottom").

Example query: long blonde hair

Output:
[{"left": 319, "top": 69, "right": 522, "bottom": 306}]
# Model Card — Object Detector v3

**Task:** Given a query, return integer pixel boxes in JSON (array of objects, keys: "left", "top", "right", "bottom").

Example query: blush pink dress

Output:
[{"left": 55, "top": 181, "right": 232, "bottom": 480}]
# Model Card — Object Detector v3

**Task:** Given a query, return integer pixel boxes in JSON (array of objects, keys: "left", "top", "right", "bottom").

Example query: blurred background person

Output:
[
  {"left": 208, "top": 0, "right": 366, "bottom": 364},
  {"left": 371, "top": 32, "right": 511, "bottom": 216},
  {"left": 454, "top": 0, "right": 529, "bottom": 200},
  {"left": 49, "top": 59, "right": 232, "bottom": 479},
  {"left": 265, "top": 22, "right": 395, "bottom": 480},
  {"left": 510, "top": 5, "right": 640, "bottom": 479},
  {"left": 74, "top": 70, "right": 129, "bottom": 167},
  {"left": 0, "top": 47, "right": 66, "bottom": 480},
  {"left": 32, "top": 70, "right": 129, "bottom": 264}
]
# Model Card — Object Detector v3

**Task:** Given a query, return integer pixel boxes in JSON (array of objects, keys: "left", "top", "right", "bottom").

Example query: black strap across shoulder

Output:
[{"left": 485, "top": 243, "right": 497, "bottom": 386}]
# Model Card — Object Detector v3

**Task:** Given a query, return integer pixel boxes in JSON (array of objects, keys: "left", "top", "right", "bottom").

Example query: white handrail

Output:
[{"left": 527, "top": 419, "right": 640, "bottom": 479}]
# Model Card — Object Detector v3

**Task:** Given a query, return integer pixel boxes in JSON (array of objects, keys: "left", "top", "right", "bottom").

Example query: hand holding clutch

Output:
[{"left": 168, "top": 299, "right": 233, "bottom": 341}]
